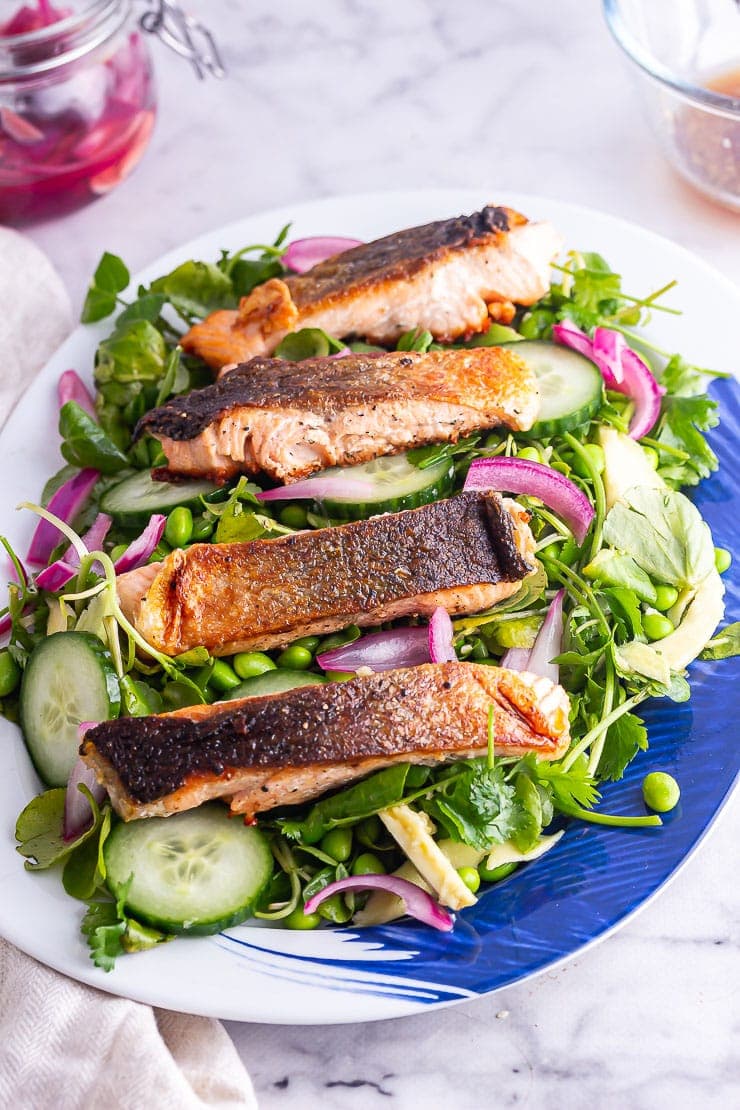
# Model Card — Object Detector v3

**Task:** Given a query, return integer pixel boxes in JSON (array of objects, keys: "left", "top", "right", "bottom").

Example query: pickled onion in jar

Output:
[{"left": 0, "top": 3, "right": 157, "bottom": 223}]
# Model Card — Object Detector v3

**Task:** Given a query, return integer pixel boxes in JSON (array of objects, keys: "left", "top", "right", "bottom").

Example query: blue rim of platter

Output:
[{"left": 212, "top": 376, "right": 740, "bottom": 1008}]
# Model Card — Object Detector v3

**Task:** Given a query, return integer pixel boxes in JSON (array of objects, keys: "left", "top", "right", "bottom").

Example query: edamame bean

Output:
[
  {"left": 478, "top": 860, "right": 517, "bottom": 883},
  {"left": 292, "top": 635, "right": 321, "bottom": 652},
  {"left": 191, "top": 517, "right": 214, "bottom": 542},
  {"left": 642, "top": 771, "right": 680, "bottom": 813},
  {"left": 714, "top": 547, "right": 732, "bottom": 574},
  {"left": 209, "top": 659, "right": 241, "bottom": 692},
  {"left": 324, "top": 670, "right": 355, "bottom": 682},
  {"left": 458, "top": 866, "right": 481, "bottom": 894},
  {"left": 653, "top": 584, "right": 679, "bottom": 612},
  {"left": 320, "top": 827, "right": 353, "bottom": 862},
  {"left": 0, "top": 650, "right": 20, "bottom": 697},
  {"left": 571, "top": 443, "right": 605, "bottom": 479},
  {"left": 517, "top": 446, "right": 541, "bottom": 464},
  {"left": 149, "top": 539, "right": 172, "bottom": 563},
  {"left": 165, "top": 506, "right": 194, "bottom": 549},
  {"left": 285, "top": 906, "right": 322, "bottom": 930},
  {"left": 643, "top": 612, "right": 674, "bottom": 642},
  {"left": 278, "top": 504, "right": 309, "bottom": 530},
  {"left": 317, "top": 626, "right": 361, "bottom": 654},
  {"left": 357, "top": 815, "right": 383, "bottom": 848},
  {"left": 276, "top": 645, "right": 313, "bottom": 670},
  {"left": 233, "top": 652, "right": 276, "bottom": 680},
  {"left": 352, "top": 852, "right": 386, "bottom": 876},
  {"left": 317, "top": 893, "right": 351, "bottom": 923}
]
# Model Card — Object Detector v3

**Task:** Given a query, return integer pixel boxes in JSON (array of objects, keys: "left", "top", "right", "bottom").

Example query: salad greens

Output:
[{"left": 2, "top": 229, "right": 737, "bottom": 969}]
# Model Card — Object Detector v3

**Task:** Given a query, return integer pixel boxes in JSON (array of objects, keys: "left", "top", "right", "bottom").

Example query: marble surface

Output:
[{"left": 18, "top": 0, "right": 740, "bottom": 1106}]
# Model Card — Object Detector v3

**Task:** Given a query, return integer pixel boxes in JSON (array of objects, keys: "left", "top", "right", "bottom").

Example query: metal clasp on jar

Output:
[{"left": 139, "top": 0, "right": 225, "bottom": 79}]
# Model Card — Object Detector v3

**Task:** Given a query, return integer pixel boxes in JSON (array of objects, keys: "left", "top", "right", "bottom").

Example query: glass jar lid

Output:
[{"left": 0, "top": 0, "right": 223, "bottom": 80}]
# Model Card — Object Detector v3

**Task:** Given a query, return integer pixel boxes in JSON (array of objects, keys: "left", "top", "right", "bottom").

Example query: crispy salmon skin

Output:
[
  {"left": 116, "top": 492, "right": 535, "bottom": 657},
  {"left": 181, "top": 206, "right": 562, "bottom": 370},
  {"left": 80, "top": 663, "right": 571, "bottom": 821},
  {"left": 136, "top": 346, "right": 539, "bottom": 483}
]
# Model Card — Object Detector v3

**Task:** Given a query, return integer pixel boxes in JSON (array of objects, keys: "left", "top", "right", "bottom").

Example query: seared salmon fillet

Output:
[
  {"left": 116, "top": 492, "right": 535, "bottom": 657},
  {"left": 80, "top": 662, "right": 571, "bottom": 821},
  {"left": 181, "top": 206, "right": 562, "bottom": 371},
  {"left": 136, "top": 347, "right": 539, "bottom": 484}
]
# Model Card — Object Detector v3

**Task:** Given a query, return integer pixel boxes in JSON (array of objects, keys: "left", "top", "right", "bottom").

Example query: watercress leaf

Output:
[
  {"left": 230, "top": 256, "right": 284, "bottom": 297},
  {"left": 596, "top": 711, "right": 648, "bottom": 781},
  {"left": 583, "top": 550, "right": 657, "bottom": 605},
  {"left": 81, "top": 253, "right": 130, "bottom": 323},
  {"left": 602, "top": 587, "right": 644, "bottom": 641},
  {"left": 95, "top": 320, "right": 168, "bottom": 386},
  {"left": 396, "top": 328, "right": 433, "bottom": 353},
  {"left": 603, "top": 487, "right": 715, "bottom": 589},
  {"left": 120, "top": 675, "right": 164, "bottom": 716},
  {"left": 150, "top": 261, "right": 236, "bottom": 319},
  {"left": 59, "top": 401, "right": 129, "bottom": 474},
  {"left": 62, "top": 804, "right": 112, "bottom": 901},
  {"left": 15, "top": 787, "right": 102, "bottom": 870},
  {"left": 275, "top": 328, "right": 343, "bottom": 360},
  {"left": 116, "top": 292, "right": 167, "bottom": 327},
  {"left": 700, "top": 621, "right": 740, "bottom": 660}
]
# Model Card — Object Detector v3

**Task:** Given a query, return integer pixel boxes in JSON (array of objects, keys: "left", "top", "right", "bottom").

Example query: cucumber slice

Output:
[
  {"left": 320, "top": 454, "right": 456, "bottom": 521},
  {"left": 104, "top": 804, "right": 273, "bottom": 935},
  {"left": 20, "top": 632, "right": 121, "bottom": 787},
  {"left": 224, "top": 669, "right": 326, "bottom": 701},
  {"left": 101, "top": 470, "right": 220, "bottom": 528},
  {"left": 501, "top": 340, "right": 604, "bottom": 438}
]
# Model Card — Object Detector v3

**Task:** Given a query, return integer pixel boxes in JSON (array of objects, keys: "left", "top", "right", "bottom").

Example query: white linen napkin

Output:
[{"left": 0, "top": 228, "right": 257, "bottom": 1110}]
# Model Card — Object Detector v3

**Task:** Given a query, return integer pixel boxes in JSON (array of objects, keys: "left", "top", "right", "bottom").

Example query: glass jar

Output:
[{"left": 0, "top": 0, "right": 156, "bottom": 223}]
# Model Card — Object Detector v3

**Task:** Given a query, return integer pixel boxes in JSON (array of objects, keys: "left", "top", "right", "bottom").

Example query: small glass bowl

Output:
[{"left": 603, "top": 0, "right": 740, "bottom": 212}]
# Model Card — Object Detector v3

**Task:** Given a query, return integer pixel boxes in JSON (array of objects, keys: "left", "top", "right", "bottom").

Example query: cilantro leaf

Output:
[
  {"left": 655, "top": 393, "right": 719, "bottom": 487},
  {"left": 81, "top": 900, "right": 126, "bottom": 971},
  {"left": 81, "top": 875, "right": 169, "bottom": 971},
  {"left": 426, "top": 761, "right": 519, "bottom": 850},
  {"left": 596, "top": 711, "right": 648, "bottom": 781},
  {"left": 534, "top": 759, "right": 601, "bottom": 812}
]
